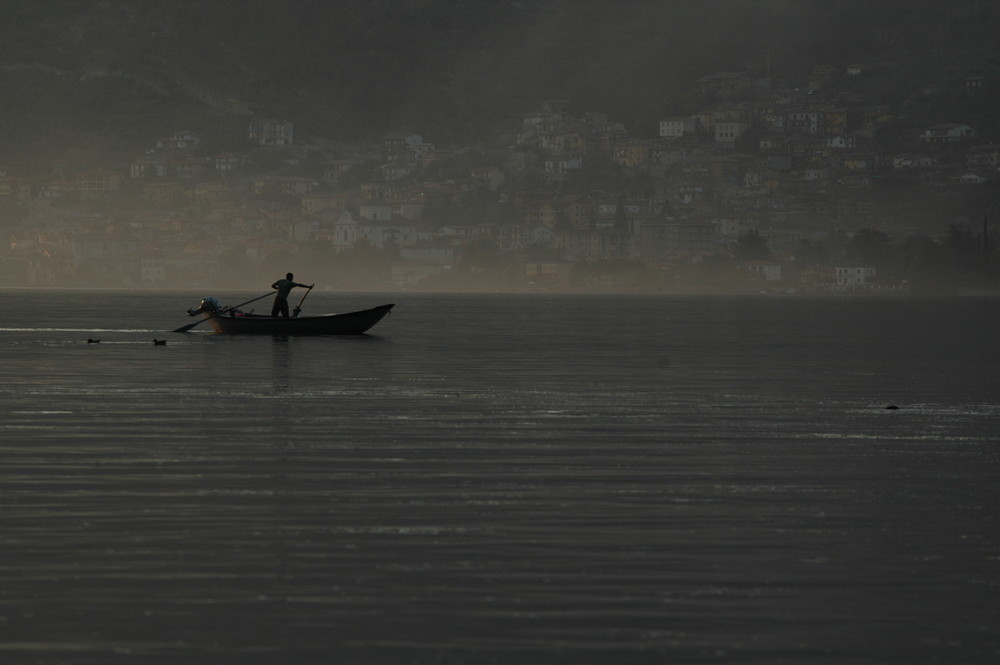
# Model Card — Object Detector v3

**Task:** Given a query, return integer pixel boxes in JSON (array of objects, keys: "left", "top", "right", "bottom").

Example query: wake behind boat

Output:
[{"left": 177, "top": 295, "right": 393, "bottom": 335}]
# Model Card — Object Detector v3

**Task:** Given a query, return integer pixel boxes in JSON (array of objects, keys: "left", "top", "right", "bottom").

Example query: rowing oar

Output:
[
  {"left": 293, "top": 284, "right": 315, "bottom": 317},
  {"left": 172, "top": 291, "right": 276, "bottom": 333}
]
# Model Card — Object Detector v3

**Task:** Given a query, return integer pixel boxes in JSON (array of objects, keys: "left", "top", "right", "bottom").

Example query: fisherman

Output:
[{"left": 270, "top": 273, "right": 313, "bottom": 317}]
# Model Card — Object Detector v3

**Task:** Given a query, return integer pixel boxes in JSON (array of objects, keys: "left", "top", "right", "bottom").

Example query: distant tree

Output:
[
  {"left": 845, "top": 228, "right": 893, "bottom": 266},
  {"left": 821, "top": 229, "right": 851, "bottom": 264},
  {"left": 481, "top": 198, "right": 517, "bottom": 226},
  {"left": 844, "top": 227, "right": 909, "bottom": 281},
  {"left": 659, "top": 198, "right": 675, "bottom": 220},
  {"left": 940, "top": 222, "right": 987, "bottom": 287},
  {"left": 731, "top": 229, "right": 770, "bottom": 261},
  {"left": 552, "top": 207, "right": 574, "bottom": 233},
  {"left": 682, "top": 252, "right": 742, "bottom": 291},
  {"left": 793, "top": 238, "right": 829, "bottom": 267},
  {"left": 905, "top": 237, "right": 947, "bottom": 294}
]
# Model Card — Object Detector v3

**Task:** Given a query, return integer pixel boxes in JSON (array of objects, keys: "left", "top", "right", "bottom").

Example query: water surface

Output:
[{"left": 1, "top": 291, "right": 998, "bottom": 664}]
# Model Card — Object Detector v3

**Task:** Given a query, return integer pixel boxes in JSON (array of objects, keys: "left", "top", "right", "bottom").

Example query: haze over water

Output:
[{"left": 1, "top": 290, "right": 998, "bottom": 664}]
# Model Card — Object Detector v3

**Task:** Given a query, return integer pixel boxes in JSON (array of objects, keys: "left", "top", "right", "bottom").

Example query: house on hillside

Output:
[
  {"left": 253, "top": 176, "right": 317, "bottom": 197},
  {"left": 965, "top": 75, "right": 986, "bottom": 96},
  {"left": 785, "top": 107, "right": 822, "bottom": 135},
  {"left": 836, "top": 266, "right": 875, "bottom": 287},
  {"left": 919, "top": 124, "right": 976, "bottom": 144},
  {"left": 967, "top": 144, "right": 1000, "bottom": 171},
  {"left": 156, "top": 132, "right": 200, "bottom": 151},
  {"left": 525, "top": 260, "right": 573, "bottom": 288},
  {"left": 392, "top": 199, "right": 425, "bottom": 221},
  {"left": 639, "top": 221, "right": 720, "bottom": 261},
  {"left": 322, "top": 159, "right": 367, "bottom": 184},
  {"left": 38, "top": 180, "right": 76, "bottom": 199},
  {"left": 359, "top": 201, "right": 393, "bottom": 222},
  {"left": 545, "top": 157, "right": 583, "bottom": 180},
  {"left": 391, "top": 260, "right": 446, "bottom": 288},
  {"left": 0, "top": 177, "right": 33, "bottom": 199},
  {"left": 840, "top": 152, "right": 879, "bottom": 174},
  {"left": 171, "top": 158, "right": 208, "bottom": 179},
  {"left": 143, "top": 182, "right": 183, "bottom": 203},
  {"left": 957, "top": 172, "right": 990, "bottom": 185},
  {"left": 131, "top": 156, "right": 169, "bottom": 179},
  {"left": 248, "top": 119, "right": 293, "bottom": 146},
  {"left": 383, "top": 133, "right": 433, "bottom": 162},
  {"left": 613, "top": 141, "right": 653, "bottom": 168},
  {"left": 659, "top": 117, "right": 697, "bottom": 139},
  {"left": 697, "top": 72, "right": 752, "bottom": 99},
  {"left": 71, "top": 234, "right": 138, "bottom": 271},
  {"left": 140, "top": 254, "right": 166, "bottom": 284},
  {"left": 742, "top": 260, "right": 782, "bottom": 282},
  {"left": 400, "top": 242, "right": 457, "bottom": 266},
  {"left": 330, "top": 211, "right": 359, "bottom": 250},
  {"left": 540, "top": 130, "right": 584, "bottom": 154},
  {"left": 359, "top": 180, "right": 396, "bottom": 201},
  {"left": 188, "top": 184, "right": 235, "bottom": 204},
  {"left": 357, "top": 221, "right": 420, "bottom": 249},
  {"left": 213, "top": 154, "right": 245, "bottom": 176},
  {"left": 301, "top": 192, "right": 347, "bottom": 215},
  {"left": 893, "top": 153, "right": 935, "bottom": 170},
  {"left": 715, "top": 121, "right": 748, "bottom": 149},
  {"left": 470, "top": 167, "right": 506, "bottom": 191},
  {"left": 76, "top": 171, "right": 121, "bottom": 197},
  {"left": 822, "top": 108, "right": 849, "bottom": 136},
  {"left": 380, "top": 161, "right": 417, "bottom": 181}
]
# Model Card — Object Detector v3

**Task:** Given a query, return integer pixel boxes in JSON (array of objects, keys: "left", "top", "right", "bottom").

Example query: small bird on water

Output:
[
  {"left": 87, "top": 338, "right": 100, "bottom": 344},
  {"left": 153, "top": 339, "right": 166, "bottom": 346}
]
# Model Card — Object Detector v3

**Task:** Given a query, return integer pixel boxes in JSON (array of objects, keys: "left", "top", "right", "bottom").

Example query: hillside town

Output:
[{"left": 1, "top": 63, "right": 997, "bottom": 293}]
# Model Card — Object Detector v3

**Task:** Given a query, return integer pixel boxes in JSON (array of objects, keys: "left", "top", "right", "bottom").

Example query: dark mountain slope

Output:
[{"left": 0, "top": 0, "right": 998, "bottom": 163}]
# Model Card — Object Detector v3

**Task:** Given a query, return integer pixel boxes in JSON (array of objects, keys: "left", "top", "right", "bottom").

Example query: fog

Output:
[{"left": 0, "top": 0, "right": 998, "bottom": 294}]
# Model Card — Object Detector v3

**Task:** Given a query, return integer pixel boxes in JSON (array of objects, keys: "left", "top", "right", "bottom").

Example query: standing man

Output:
[{"left": 270, "top": 273, "right": 313, "bottom": 317}]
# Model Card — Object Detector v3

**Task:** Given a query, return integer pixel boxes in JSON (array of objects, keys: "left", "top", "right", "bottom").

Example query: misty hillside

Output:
[{"left": 2, "top": 0, "right": 1000, "bottom": 164}]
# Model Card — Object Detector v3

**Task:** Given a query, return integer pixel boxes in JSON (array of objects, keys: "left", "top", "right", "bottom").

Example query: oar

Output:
[
  {"left": 293, "top": 284, "right": 315, "bottom": 317},
  {"left": 172, "top": 291, "right": 276, "bottom": 333}
]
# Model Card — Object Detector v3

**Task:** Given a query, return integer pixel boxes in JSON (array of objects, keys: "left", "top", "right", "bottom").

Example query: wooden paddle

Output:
[
  {"left": 172, "top": 291, "right": 276, "bottom": 333},
  {"left": 293, "top": 284, "right": 315, "bottom": 317}
]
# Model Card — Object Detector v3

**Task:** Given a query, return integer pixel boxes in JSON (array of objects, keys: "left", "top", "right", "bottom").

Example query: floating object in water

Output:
[
  {"left": 87, "top": 338, "right": 100, "bottom": 344},
  {"left": 153, "top": 339, "right": 166, "bottom": 346},
  {"left": 885, "top": 405, "right": 899, "bottom": 410}
]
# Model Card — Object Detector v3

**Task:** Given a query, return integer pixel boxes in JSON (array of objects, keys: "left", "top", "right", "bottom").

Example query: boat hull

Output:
[{"left": 204, "top": 304, "right": 394, "bottom": 335}]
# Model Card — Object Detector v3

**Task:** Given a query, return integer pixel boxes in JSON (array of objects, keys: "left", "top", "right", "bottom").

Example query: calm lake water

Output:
[{"left": 1, "top": 290, "right": 998, "bottom": 664}]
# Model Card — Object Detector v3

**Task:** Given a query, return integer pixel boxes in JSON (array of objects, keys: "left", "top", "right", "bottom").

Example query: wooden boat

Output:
[{"left": 201, "top": 304, "right": 394, "bottom": 335}]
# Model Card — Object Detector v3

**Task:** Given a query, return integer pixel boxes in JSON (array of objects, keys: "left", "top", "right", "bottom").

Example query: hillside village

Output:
[{"left": 1, "top": 62, "right": 998, "bottom": 293}]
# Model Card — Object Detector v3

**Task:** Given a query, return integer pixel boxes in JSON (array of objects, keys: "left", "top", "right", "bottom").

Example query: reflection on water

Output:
[
  {"left": 0, "top": 292, "right": 998, "bottom": 664},
  {"left": 270, "top": 335, "right": 291, "bottom": 395}
]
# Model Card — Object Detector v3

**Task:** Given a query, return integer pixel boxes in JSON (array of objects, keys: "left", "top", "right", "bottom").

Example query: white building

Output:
[
  {"left": 836, "top": 266, "right": 875, "bottom": 286},
  {"left": 659, "top": 117, "right": 696, "bottom": 139},
  {"left": 967, "top": 144, "right": 1000, "bottom": 171},
  {"left": 248, "top": 119, "right": 293, "bottom": 146},
  {"left": 357, "top": 221, "right": 420, "bottom": 249},
  {"left": 399, "top": 243, "right": 456, "bottom": 266},
  {"left": 715, "top": 121, "right": 748, "bottom": 148}
]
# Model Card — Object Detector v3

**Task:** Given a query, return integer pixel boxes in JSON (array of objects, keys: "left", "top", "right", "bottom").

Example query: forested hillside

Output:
[{"left": 1, "top": 0, "right": 999, "bottom": 163}]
